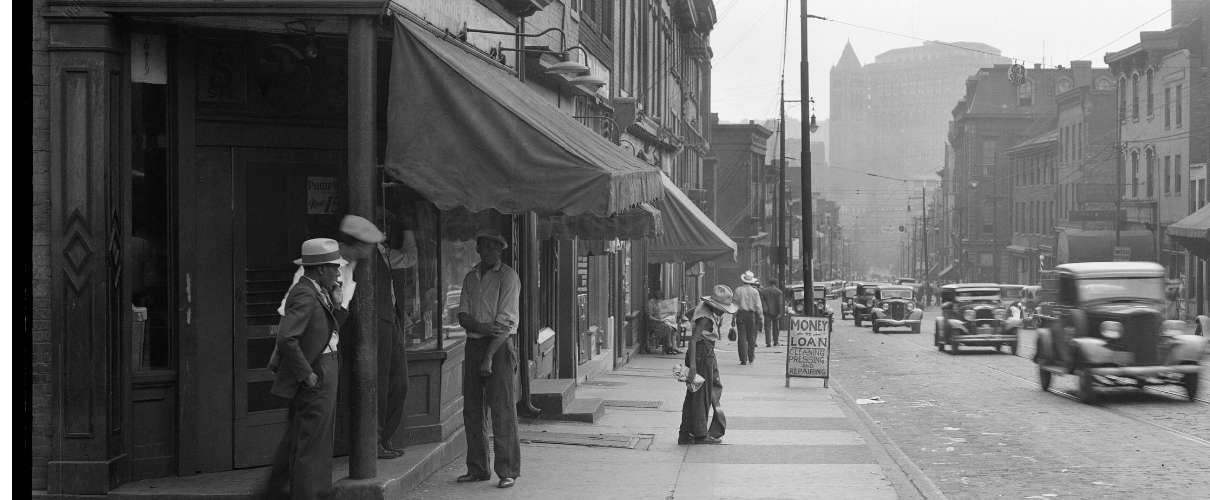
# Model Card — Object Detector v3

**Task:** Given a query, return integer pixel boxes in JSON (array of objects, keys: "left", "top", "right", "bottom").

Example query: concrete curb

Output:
[
  {"left": 830, "top": 378, "right": 948, "bottom": 500},
  {"left": 333, "top": 429, "right": 466, "bottom": 500}
]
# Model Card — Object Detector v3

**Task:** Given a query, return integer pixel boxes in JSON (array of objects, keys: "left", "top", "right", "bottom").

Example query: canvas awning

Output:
[
  {"left": 939, "top": 264, "right": 959, "bottom": 279},
  {"left": 648, "top": 174, "right": 737, "bottom": 263},
  {"left": 539, "top": 203, "right": 662, "bottom": 241},
  {"left": 1167, "top": 204, "right": 1210, "bottom": 258},
  {"left": 384, "top": 16, "right": 663, "bottom": 217}
]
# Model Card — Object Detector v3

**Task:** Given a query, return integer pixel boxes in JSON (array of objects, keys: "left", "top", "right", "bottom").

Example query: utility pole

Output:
[
  {"left": 801, "top": 3, "right": 817, "bottom": 294},
  {"left": 778, "top": 78, "right": 787, "bottom": 292},
  {"left": 922, "top": 186, "right": 928, "bottom": 286}
]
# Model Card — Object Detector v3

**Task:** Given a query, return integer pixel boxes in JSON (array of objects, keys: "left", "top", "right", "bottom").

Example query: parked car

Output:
[
  {"left": 1033, "top": 262, "right": 1207, "bottom": 403},
  {"left": 870, "top": 284, "right": 923, "bottom": 333},
  {"left": 852, "top": 282, "right": 883, "bottom": 327},
  {"left": 839, "top": 285, "right": 858, "bottom": 320},
  {"left": 934, "top": 283, "right": 1020, "bottom": 354},
  {"left": 785, "top": 283, "right": 835, "bottom": 328}
]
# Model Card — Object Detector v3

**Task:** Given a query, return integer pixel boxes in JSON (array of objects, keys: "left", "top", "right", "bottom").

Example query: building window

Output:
[
  {"left": 1132, "top": 150, "right": 1140, "bottom": 197},
  {"left": 1131, "top": 73, "right": 1139, "bottom": 120},
  {"left": 1176, "top": 84, "right": 1183, "bottom": 126},
  {"left": 1018, "top": 79, "right": 1033, "bottom": 106},
  {"left": 1145, "top": 68, "right": 1154, "bottom": 116},
  {"left": 1164, "top": 87, "right": 1171, "bottom": 128},
  {"left": 1165, "top": 155, "right": 1172, "bottom": 194},
  {"left": 1146, "top": 149, "right": 1155, "bottom": 198},
  {"left": 1176, "top": 155, "right": 1183, "bottom": 194},
  {"left": 1119, "top": 77, "right": 1128, "bottom": 121},
  {"left": 131, "top": 79, "right": 173, "bottom": 372},
  {"left": 1077, "top": 123, "right": 1083, "bottom": 160}
]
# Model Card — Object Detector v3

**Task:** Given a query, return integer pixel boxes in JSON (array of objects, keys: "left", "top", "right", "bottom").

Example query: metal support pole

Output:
[
  {"left": 347, "top": 15, "right": 378, "bottom": 480},
  {"left": 922, "top": 187, "right": 928, "bottom": 285}
]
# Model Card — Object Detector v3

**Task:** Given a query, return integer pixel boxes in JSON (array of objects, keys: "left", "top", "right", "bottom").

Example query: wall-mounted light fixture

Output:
[
  {"left": 284, "top": 18, "right": 323, "bottom": 59},
  {"left": 460, "top": 25, "right": 604, "bottom": 88},
  {"left": 547, "top": 45, "right": 591, "bottom": 75}
]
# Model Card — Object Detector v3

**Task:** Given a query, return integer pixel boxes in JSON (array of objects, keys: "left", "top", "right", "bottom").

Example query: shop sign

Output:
[
  {"left": 1114, "top": 246, "right": 1131, "bottom": 261},
  {"left": 785, "top": 315, "right": 831, "bottom": 387},
  {"left": 306, "top": 177, "right": 340, "bottom": 214},
  {"left": 1075, "top": 183, "right": 1118, "bottom": 204},
  {"left": 1007, "top": 63, "right": 1028, "bottom": 86},
  {"left": 1068, "top": 209, "right": 1124, "bottom": 222},
  {"left": 131, "top": 34, "right": 168, "bottom": 84}
]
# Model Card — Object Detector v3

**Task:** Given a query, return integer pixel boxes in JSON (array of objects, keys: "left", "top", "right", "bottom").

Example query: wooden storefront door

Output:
[{"left": 230, "top": 147, "right": 345, "bottom": 468}]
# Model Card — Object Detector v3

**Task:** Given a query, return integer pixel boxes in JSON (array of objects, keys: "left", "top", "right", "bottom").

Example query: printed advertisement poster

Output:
[{"left": 307, "top": 177, "right": 340, "bottom": 214}]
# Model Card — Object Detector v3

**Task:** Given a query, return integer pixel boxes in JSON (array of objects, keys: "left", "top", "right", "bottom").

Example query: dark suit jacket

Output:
[
  {"left": 269, "top": 279, "right": 348, "bottom": 399},
  {"left": 758, "top": 286, "right": 783, "bottom": 317}
]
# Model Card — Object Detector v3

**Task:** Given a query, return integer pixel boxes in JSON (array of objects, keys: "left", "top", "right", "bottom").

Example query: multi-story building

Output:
[
  {"left": 947, "top": 63, "right": 1061, "bottom": 283},
  {"left": 708, "top": 118, "right": 773, "bottom": 287},
  {"left": 829, "top": 40, "right": 1009, "bottom": 260},
  {"left": 27, "top": 0, "right": 728, "bottom": 495},
  {"left": 1106, "top": 0, "right": 1210, "bottom": 315}
]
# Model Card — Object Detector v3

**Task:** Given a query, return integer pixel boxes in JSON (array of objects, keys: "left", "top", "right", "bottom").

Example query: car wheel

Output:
[
  {"left": 949, "top": 336, "right": 960, "bottom": 354},
  {"left": 855, "top": 316, "right": 862, "bottom": 328},
  {"left": 1183, "top": 372, "right": 1200, "bottom": 401},
  {"left": 1077, "top": 369, "right": 1097, "bottom": 405},
  {"left": 1038, "top": 366, "right": 1051, "bottom": 391},
  {"left": 871, "top": 322, "right": 880, "bottom": 333}
]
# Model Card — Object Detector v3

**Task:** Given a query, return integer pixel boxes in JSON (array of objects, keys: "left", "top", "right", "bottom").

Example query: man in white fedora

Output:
[
  {"left": 262, "top": 238, "right": 348, "bottom": 500},
  {"left": 734, "top": 271, "right": 764, "bottom": 365},
  {"left": 276, "top": 213, "right": 417, "bottom": 459}
]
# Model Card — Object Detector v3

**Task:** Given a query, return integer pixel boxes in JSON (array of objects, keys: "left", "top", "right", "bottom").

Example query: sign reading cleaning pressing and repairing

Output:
[{"left": 786, "top": 315, "right": 831, "bottom": 387}]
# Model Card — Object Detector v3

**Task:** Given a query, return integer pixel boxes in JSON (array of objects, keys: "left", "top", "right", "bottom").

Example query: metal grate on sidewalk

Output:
[
  {"left": 603, "top": 399, "right": 663, "bottom": 409},
  {"left": 519, "top": 431, "right": 641, "bottom": 449}
]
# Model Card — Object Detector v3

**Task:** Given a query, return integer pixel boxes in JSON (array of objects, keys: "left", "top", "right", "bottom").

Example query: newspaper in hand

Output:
[{"left": 673, "top": 364, "right": 706, "bottom": 392}]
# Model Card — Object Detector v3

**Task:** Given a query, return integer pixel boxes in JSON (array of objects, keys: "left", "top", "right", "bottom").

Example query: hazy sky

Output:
[{"left": 709, "top": 0, "right": 1174, "bottom": 125}]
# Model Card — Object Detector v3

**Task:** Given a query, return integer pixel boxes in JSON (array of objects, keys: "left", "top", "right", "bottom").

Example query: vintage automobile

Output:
[
  {"left": 934, "top": 283, "right": 1021, "bottom": 354},
  {"left": 869, "top": 284, "right": 923, "bottom": 333},
  {"left": 785, "top": 283, "right": 835, "bottom": 327},
  {"left": 839, "top": 285, "right": 858, "bottom": 320},
  {"left": 852, "top": 282, "right": 884, "bottom": 327},
  {"left": 1033, "top": 262, "right": 1207, "bottom": 403}
]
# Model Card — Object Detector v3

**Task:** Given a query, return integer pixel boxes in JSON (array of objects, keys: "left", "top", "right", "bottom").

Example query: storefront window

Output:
[
  {"left": 437, "top": 207, "right": 499, "bottom": 343},
  {"left": 130, "top": 81, "right": 173, "bottom": 372}
]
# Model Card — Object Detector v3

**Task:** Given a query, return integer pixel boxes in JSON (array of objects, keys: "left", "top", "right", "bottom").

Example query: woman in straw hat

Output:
[{"left": 678, "top": 285, "right": 738, "bottom": 445}]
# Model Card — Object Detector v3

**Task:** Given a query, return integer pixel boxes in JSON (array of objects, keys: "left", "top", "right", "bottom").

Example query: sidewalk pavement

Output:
[{"left": 407, "top": 336, "right": 946, "bottom": 500}]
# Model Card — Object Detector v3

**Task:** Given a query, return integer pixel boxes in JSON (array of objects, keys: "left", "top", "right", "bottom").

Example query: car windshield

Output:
[
  {"left": 1001, "top": 288, "right": 1023, "bottom": 299},
  {"left": 955, "top": 290, "right": 1000, "bottom": 302},
  {"left": 1078, "top": 277, "right": 1165, "bottom": 304},
  {"left": 882, "top": 290, "right": 913, "bottom": 299}
]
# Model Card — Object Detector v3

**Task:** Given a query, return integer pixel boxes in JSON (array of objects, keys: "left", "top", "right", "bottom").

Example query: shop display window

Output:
[{"left": 131, "top": 81, "right": 174, "bottom": 373}]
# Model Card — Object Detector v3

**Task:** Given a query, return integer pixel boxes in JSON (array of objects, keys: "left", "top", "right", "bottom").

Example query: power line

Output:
[{"left": 1075, "top": 8, "right": 1172, "bottom": 61}]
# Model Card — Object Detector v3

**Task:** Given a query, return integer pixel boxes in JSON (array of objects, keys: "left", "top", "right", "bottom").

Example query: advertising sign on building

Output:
[
  {"left": 785, "top": 315, "right": 831, "bottom": 387},
  {"left": 1007, "top": 63, "right": 1028, "bottom": 86},
  {"left": 306, "top": 177, "right": 340, "bottom": 214}
]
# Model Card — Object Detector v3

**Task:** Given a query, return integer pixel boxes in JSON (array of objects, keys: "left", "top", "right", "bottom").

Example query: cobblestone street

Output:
[{"left": 828, "top": 303, "right": 1210, "bottom": 499}]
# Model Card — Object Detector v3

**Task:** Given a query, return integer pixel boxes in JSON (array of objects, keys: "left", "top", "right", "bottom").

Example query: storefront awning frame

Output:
[
  {"left": 648, "top": 174, "right": 737, "bottom": 263},
  {"left": 383, "top": 12, "right": 663, "bottom": 218}
]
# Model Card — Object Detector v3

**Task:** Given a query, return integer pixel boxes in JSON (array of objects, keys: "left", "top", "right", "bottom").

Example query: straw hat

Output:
[
  {"left": 294, "top": 238, "right": 348, "bottom": 266},
  {"left": 702, "top": 285, "right": 739, "bottom": 314},
  {"left": 740, "top": 270, "right": 760, "bottom": 284}
]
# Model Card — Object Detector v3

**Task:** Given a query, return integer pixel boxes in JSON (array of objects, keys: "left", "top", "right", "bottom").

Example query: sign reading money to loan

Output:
[{"left": 785, "top": 315, "right": 831, "bottom": 387}]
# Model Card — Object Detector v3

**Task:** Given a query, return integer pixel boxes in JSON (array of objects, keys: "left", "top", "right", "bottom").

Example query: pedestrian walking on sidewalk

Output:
[
  {"left": 759, "top": 278, "right": 783, "bottom": 347},
  {"left": 262, "top": 239, "right": 349, "bottom": 500},
  {"left": 734, "top": 271, "right": 763, "bottom": 364},
  {"left": 455, "top": 229, "right": 521, "bottom": 489},
  {"left": 679, "top": 285, "right": 737, "bottom": 445}
]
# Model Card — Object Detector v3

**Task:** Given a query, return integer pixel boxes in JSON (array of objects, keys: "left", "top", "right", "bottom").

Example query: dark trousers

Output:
[
  {"left": 462, "top": 337, "right": 521, "bottom": 479},
  {"left": 265, "top": 352, "right": 339, "bottom": 500},
  {"left": 377, "top": 318, "right": 409, "bottom": 449},
  {"left": 763, "top": 313, "right": 780, "bottom": 346},
  {"left": 735, "top": 310, "right": 758, "bottom": 363},
  {"left": 680, "top": 340, "right": 725, "bottom": 439}
]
